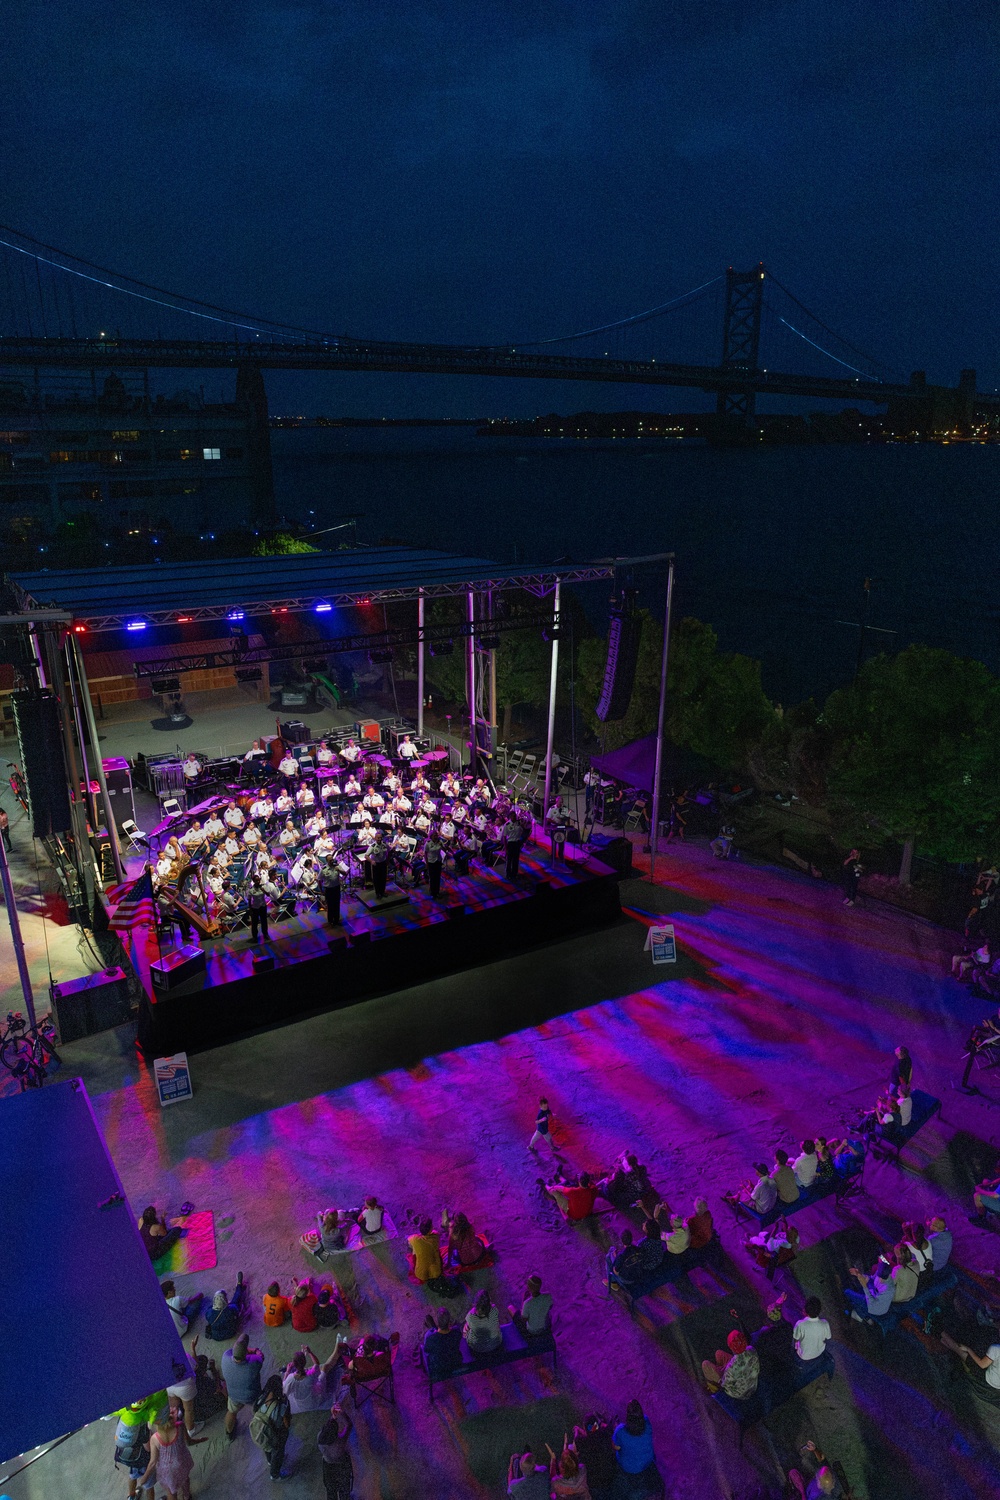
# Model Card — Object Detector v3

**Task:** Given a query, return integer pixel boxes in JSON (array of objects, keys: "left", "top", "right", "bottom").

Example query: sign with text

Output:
[
  {"left": 644, "top": 924, "right": 677, "bottom": 964},
  {"left": 153, "top": 1052, "right": 192, "bottom": 1107}
]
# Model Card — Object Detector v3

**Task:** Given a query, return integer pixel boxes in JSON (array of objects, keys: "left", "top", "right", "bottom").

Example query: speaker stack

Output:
[
  {"left": 595, "top": 595, "right": 642, "bottom": 723},
  {"left": 11, "top": 690, "right": 72, "bottom": 837}
]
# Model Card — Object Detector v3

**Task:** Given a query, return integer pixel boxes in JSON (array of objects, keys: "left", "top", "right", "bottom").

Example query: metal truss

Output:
[{"left": 132, "top": 608, "right": 560, "bottom": 679}]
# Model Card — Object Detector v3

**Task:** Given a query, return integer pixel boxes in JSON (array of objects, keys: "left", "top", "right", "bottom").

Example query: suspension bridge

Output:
[{"left": 0, "top": 226, "right": 992, "bottom": 426}]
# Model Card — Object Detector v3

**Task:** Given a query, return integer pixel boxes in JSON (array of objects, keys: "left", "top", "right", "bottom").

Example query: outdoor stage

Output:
[{"left": 133, "top": 837, "right": 622, "bottom": 1057}]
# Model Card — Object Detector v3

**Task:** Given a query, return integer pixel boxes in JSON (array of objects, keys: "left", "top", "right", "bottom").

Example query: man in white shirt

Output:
[
  {"left": 315, "top": 741, "right": 334, "bottom": 766},
  {"left": 897, "top": 1085, "right": 913, "bottom": 1127},
  {"left": 278, "top": 752, "right": 298, "bottom": 779},
  {"left": 320, "top": 778, "right": 340, "bottom": 802},
  {"left": 223, "top": 831, "right": 241, "bottom": 858},
  {"left": 242, "top": 822, "right": 261, "bottom": 848},
  {"left": 296, "top": 783, "right": 315, "bottom": 811},
  {"left": 383, "top": 771, "right": 401, "bottom": 793},
  {"left": 182, "top": 754, "right": 201, "bottom": 783},
  {"left": 392, "top": 792, "right": 411, "bottom": 815},
  {"left": 727, "top": 1163, "right": 778, "bottom": 1216},
  {"left": 204, "top": 812, "right": 225, "bottom": 842},
  {"left": 279, "top": 820, "right": 300, "bottom": 848},
  {"left": 275, "top": 790, "right": 295, "bottom": 817},
  {"left": 399, "top": 735, "right": 418, "bottom": 760},
  {"left": 224, "top": 801, "right": 245, "bottom": 830},
  {"left": 249, "top": 794, "right": 273, "bottom": 822},
  {"left": 362, "top": 789, "right": 384, "bottom": 812},
  {"left": 792, "top": 1140, "right": 819, "bottom": 1189},
  {"left": 508, "top": 1275, "right": 552, "bottom": 1339},
  {"left": 181, "top": 821, "right": 206, "bottom": 853},
  {"left": 793, "top": 1297, "right": 832, "bottom": 1364},
  {"left": 344, "top": 773, "right": 362, "bottom": 798},
  {"left": 342, "top": 739, "right": 362, "bottom": 763}
]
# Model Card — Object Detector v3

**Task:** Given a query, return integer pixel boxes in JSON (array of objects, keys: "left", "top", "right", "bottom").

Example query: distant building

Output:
[{"left": 0, "top": 367, "right": 274, "bottom": 531}]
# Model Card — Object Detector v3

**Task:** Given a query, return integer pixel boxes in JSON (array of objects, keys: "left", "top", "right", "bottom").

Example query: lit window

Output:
[{"left": 203, "top": 447, "right": 221, "bottom": 460}]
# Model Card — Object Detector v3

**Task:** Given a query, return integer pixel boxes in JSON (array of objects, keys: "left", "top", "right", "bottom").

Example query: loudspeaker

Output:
[
  {"left": 251, "top": 951, "right": 275, "bottom": 973},
  {"left": 50, "top": 966, "right": 131, "bottom": 1042},
  {"left": 350, "top": 930, "right": 371, "bottom": 948},
  {"left": 11, "top": 690, "right": 72, "bottom": 837},
  {"left": 447, "top": 905, "right": 467, "bottom": 920},
  {"left": 588, "top": 834, "right": 633, "bottom": 877},
  {"left": 328, "top": 935, "right": 348, "bottom": 956},
  {"left": 150, "top": 945, "right": 207, "bottom": 992},
  {"left": 595, "top": 600, "right": 643, "bottom": 722}
]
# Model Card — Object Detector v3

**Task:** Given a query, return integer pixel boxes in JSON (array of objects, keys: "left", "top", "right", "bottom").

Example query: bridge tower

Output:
[
  {"left": 716, "top": 265, "right": 766, "bottom": 424},
  {"left": 235, "top": 363, "right": 277, "bottom": 525}
]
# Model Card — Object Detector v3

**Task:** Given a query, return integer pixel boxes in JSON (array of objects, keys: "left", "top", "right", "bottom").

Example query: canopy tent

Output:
[
  {"left": 590, "top": 733, "right": 716, "bottom": 794},
  {"left": 0, "top": 1080, "right": 186, "bottom": 1466}
]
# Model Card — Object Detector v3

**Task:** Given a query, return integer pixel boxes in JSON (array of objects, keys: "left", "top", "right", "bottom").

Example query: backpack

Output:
[
  {"left": 426, "top": 1274, "right": 465, "bottom": 1299},
  {"left": 114, "top": 1422, "right": 148, "bottom": 1469},
  {"left": 249, "top": 1398, "right": 284, "bottom": 1452}
]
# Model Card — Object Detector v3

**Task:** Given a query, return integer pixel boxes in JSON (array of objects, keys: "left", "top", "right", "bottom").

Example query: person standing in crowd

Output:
[
  {"left": 252, "top": 1373, "right": 293, "bottom": 1481},
  {"left": 115, "top": 1393, "right": 165, "bottom": 1500},
  {"left": 503, "top": 812, "right": 526, "bottom": 879},
  {"left": 424, "top": 827, "right": 443, "bottom": 899},
  {"left": 247, "top": 877, "right": 269, "bottom": 944},
  {"left": 528, "top": 1095, "right": 556, "bottom": 1154},
  {"left": 321, "top": 858, "right": 342, "bottom": 925},
  {"left": 841, "top": 849, "right": 862, "bottom": 906},
  {"left": 890, "top": 1045, "right": 913, "bottom": 1090},
  {"left": 368, "top": 829, "right": 389, "bottom": 899},
  {"left": 138, "top": 1410, "right": 205, "bottom": 1500},
  {"left": 318, "top": 1403, "right": 355, "bottom": 1500},
  {"left": 572, "top": 1415, "right": 617, "bottom": 1500},
  {"left": 221, "top": 1333, "right": 263, "bottom": 1439},
  {"left": 612, "top": 1400, "right": 663, "bottom": 1498},
  {"left": 205, "top": 1273, "right": 244, "bottom": 1341}
]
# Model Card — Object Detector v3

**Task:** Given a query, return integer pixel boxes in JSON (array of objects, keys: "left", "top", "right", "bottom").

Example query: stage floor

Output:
[{"left": 131, "top": 837, "right": 623, "bottom": 1056}]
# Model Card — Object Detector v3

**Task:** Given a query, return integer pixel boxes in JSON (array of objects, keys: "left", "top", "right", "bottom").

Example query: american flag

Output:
[{"left": 109, "top": 866, "right": 156, "bottom": 932}]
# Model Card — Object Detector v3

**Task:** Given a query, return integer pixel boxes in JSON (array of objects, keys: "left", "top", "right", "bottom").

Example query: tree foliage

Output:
[
  {"left": 822, "top": 645, "right": 1000, "bottom": 862},
  {"left": 251, "top": 533, "right": 318, "bottom": 556},
  {"left": 423, "top": 600, "right": 552, "bottom": 738},
  {"left": 578, "top": 612, "right": 776, "bottom": 771}
]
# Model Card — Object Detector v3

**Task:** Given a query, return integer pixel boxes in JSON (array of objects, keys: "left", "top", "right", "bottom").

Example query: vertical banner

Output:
[
  {"left": 154, "top": 1052, "right": 192, "bottom": 1106},
  {"left": 644, "top": 924, "right": 677, "bottom": 964}
]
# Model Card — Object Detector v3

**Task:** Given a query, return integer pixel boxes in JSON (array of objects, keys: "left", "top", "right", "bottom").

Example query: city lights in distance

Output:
[{"left": 126, "top": 620, "right": 147, "bottom": 632}]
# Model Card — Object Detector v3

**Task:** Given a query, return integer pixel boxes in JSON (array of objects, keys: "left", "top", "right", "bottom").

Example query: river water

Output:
[{"left": 271, "top": 428, "right": 1000, "bottom": 705}]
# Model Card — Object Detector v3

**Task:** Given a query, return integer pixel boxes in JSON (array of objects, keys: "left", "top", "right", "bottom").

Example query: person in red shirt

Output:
[
  {"left": 262, "top": 1282, "right": 291, "bottom": 1327},
  {"left": 686, "top": 1197, "right": 714, "bottom": 1250},
  {"left": 544, "top": 1171, "right": 597, "bottom": 1222},
  {"left": 290, "top": 1279, "right": 319, "bottom": 1333}
]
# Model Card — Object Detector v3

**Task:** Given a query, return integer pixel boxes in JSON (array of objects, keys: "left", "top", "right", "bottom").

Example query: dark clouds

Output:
[{"left": 1, "top": 1, "right": 998, "bottom": 413}]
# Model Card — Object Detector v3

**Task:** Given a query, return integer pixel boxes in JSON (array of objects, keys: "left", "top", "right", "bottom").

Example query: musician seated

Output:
[
  {"left": 439, "top": 816, "right": 456, "bottom": 843},
  {"left": 304, "top": 811, "right": 327, "bottom": 838},
  {"left": 470, "top": 777, "right": 491, "bottom": 806},
  {"left": 244, "top": 739, "right": 267, "bottom": 761},
  {"left": 249, "top": 794, "right": 273, "bottom": 822},
  {"left": 383, "top": 771, "right": 401, "bottom": 794},
  {"left": 411, "top": 770, "right": 430, "bottom": 794},
  {"left": 296, "top": 858, "right": 320, "bottom": 893},
  {"left": 391, "top": 792, "right": 411, "bottom": 815},
  {"left": 362, "top": 789, "right": 384, "bottom": 813},
  {"left": 378, "top": 807, "right": 396, "bottom": 828},
  {"left": 182, "top": 753, "right": 202, "bottom": 783},
  {"left": 279, "top": 752, "right": 299, "bottom": 779},
  {"left": 224, "top": 801, "right": 246, "bottom": 830},
  {"left": 344, "top": 773, "right": 362, "bottom": 798},
  {"left": 451, "top": 802, "right": 467, "bottom": 825},
  {"left": 346, "top": 805, "right": 362, "bottom": 826},
  {"left": 279, "top": 819, "right": 301, "bottom": 849},
  {"left": 217, "top": 882, "right": 239, "bottom": 923},
  {"left": 316, "top": 741, "right": 334, "bottom": 766},
  {"left": 214, "top": 845, "right": 231, "bottom": 871},
  {"left": 155, "top": 852, "right": 174, "bottom": 882},
  {"left": 320, "top": 778, "right": 341, "bottom": 802},
  {"left": 342, "top": 738, "right": 362, "bottom": 763},
  {"left": 313, "top": 832, "right": 335, "bottom": 860},
  {"left": 205, "top": 864, "right": 226, "bottom": 897},
  {"left": 204, "top": 811, "right": 226, "bottom": 842},
  {"left": 356, "top": 819, "right": 377, "bottom": 849},
  {"left": 223, "top": 831, "right": 242, "bottom": 859},
  {"left": 243, "top": 822, "right": 262, "bottom": 848},
  {"left": 296, "top": 784, "right": 316, "bottom": 812},
  {"left": 260, "top": 871, "right": 284, "bottom": 902},
  {"left": 182, "top": 820, "right": 207, "bottom": 854},
  {"left": 472, "top": 810, "right": 489, "bottom": 834},
  {"left": 275, "top": 789, "right": 295, "bottom": 818},
  {"left": 390, "top": 829, "right": 414, "bottom": 857},
  {"left": 255, "top": 848, "right": 275, "bottom": 872},
  {"left": 419, "top": 794, "right": 437, "bottom": 816},
  {"left": 413, "top": 809, "right": 431, "bottom": 834}
]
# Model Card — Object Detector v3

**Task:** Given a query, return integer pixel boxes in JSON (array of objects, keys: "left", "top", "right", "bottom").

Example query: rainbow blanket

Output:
[{"left": 152, "top": 1211, "right": 217, "bottom": 1275}]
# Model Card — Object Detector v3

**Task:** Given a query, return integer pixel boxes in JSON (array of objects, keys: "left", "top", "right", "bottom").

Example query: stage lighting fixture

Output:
[
  {"left": 429, "top": 639, "right": 453, "bottom": 656},
  {"left": 314, "top": 601, "right": 332, "bottom": 613},
  {"left": 235, "top": 667, "right": 263, "bottom": 683},
  {"left": 542, "top": 625, "right": 562, "bottom": 642},
  {"left": 151, "top": 677, "right": 181, "bottom": 694},
  {"left": 477, "top": 634, "right": 501, "bottom": 652},
  {"left": 227, "top": 609, "right": 245, "bottom": 621},
  {"left": 126, "top": 620, "right": 147, "bottom": 632},
  {"left": 368, "top": 648, "right": 394, "bottom": 665}
]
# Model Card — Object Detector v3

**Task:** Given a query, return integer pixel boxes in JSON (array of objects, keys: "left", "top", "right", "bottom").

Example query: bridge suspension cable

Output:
[
  {"left": 765, "top": 271, "right": 901, "bottom": 381},
  {"left": 507, "top": 274, "right": 724, "bottom": 348}
]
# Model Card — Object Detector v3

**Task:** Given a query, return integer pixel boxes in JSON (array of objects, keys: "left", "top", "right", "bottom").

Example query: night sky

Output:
[{"left": 3, "top": 2, "right": 998, "bottom": 414}]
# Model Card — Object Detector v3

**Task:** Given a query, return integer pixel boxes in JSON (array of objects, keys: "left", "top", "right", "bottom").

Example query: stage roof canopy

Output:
[{"left": 7, "top": 546, "right": 669, "bottom": 634}]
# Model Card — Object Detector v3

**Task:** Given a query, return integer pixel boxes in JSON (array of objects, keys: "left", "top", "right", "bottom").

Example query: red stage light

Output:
[
  {"left": 176, "top": 615, "right": 192, "bottom": 623},
  {"left": 72, "top": 623, "right": 86, "bottom": 633}
]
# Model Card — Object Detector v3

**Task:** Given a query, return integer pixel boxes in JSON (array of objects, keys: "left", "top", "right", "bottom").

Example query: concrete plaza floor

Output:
[{"left": 4, "top": 839, "right": 1000, "bottom": 1499}]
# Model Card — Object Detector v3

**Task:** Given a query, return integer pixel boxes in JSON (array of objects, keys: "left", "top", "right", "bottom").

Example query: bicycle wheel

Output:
[{"left": 1, "top": 1036, "right": 34, "bottom": 1078}]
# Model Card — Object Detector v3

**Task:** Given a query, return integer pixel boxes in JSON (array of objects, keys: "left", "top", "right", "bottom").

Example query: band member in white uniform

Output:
[
  {"left": 278, "top": 751, "right": 299, "bottom": 780},
  {"left": 204, "top": 811, "right": 225, "bottom": 842},
  {"left": 224, "top": 800, "right": 245, "bottom": 830},
  {"left": 250, "top": 793, "right": 273, "bottom": 822},
  {"left": 182, "top": 753, "right": 202, "bottom": 783},
  {"left": 316, "top": 741, "right": 335, "bottom": 766},
  {"left": 399, "top": 735, "right": 418, "bottom": 761},
  {"left": 344, "top": 772, "right": 362, "bottom": 798},
  {"left": 342, "top": 739, "right": 362, "bottom": 763},
  {"left": 275, "top": 789, "right": 295, "bottom": 818}
]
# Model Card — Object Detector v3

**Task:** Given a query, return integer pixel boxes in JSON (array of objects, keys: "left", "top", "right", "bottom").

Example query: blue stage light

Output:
[{"left": 126, "top": 620, "right": 147, "bottom": 632}]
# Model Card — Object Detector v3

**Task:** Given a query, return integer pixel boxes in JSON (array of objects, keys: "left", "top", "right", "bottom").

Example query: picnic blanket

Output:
[
  {"left": 345, "top": 1212, "right": 399, "bottom": 1253},
  {"left": 153, "top": 1211, "right": 217, "bottom": 1275}
]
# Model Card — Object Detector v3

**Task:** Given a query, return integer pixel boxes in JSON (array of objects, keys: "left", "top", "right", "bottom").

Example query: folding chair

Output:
[
  {"left": 161, "top": 798, "right": 183, "bottom": 819},
  {"left": 120, "top": 819, "right": 147, "bottom": 852},
  {"left": 346, "top": 1333, "right": 400, "bottom": 1408}
]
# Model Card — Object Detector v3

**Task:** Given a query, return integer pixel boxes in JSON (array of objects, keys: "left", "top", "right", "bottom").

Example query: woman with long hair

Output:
[
  {"left": 612, "top": 1399, "right": 664, "bottom": 1498},
  {"left": 138, "top": 1411, "right": 205, "bottom": 1500}
]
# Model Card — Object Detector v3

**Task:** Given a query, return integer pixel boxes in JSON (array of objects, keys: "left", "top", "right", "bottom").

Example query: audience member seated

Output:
[
  {"left": 290, "top": 1279, "right": 319, "bottom": 1333},
  {"left": 701, "top": 1327, "right": 761, "bottom": 1399},
  {"left": 315, "top": 1284, "right": 346, "bottom": 1328},
  {"left": 407, "top": 1217, "right": 443, "bottom": 1283},
  {"left": 939, "top": 1332, "right": 1000, "bottom": 1399},
  {"left": 663, "top": 1214, "right": 690, "bottom": 1255},
  {"left": 726, "top": 1163, "right": 778, "bottom": 1217},
  {"left": 422, "top": 1308, "right": 464, "bottom": 1379},
  {"left": 612, "top": 1400, "right": 663, "bottom": 1499},
  {"left": 887, "top": 1243, "right": 919, "bottom": 1303},
  {"left": 772, "top": 1150, "right": 800, "bottom": 1204},
  {"left": 139, "top": 1204, "right": 182, "bottom": 1260},
  {"left": 508, "top": 1275, "right": 553, "bottom": 1339},
  {"left": 954, "top": 941, "right": 992, "bottom": 982},
  {"left": 543, "top": 1171, "right": 598, "bottom": 1222},
  {"left": 970, "top": 1172, "right": 1000, "bottom": 1224},
  {"left": 813, "top": 1138, "right": 835, "bottom": 1181},
  {"left": 262, "top": 1281, "right": 291, "bottom": 1328},
  {"left": 598, "top": 1152, "right": 658, "bottom": 1215},
  {"left": 927, "top": 1215, "right": 953, "bottom": 1269},
  {"left": 787, "top": 1440, "right": 845, "bottom": 1499},
  {"left": 829, "top": 1137, "right": 865, "bottom": 1176},
  {"left": 572, "top": 1415, "right": 617, "bottom": 1500},
  {"left": 844, "top": 1259, "right": 894, "bottom": 1322},
  {"left": 356, "top": 1197, "right": 386, "bottom": 1240},
  {"left": 902, "top": 1223, "right": 935, "bottom": 1291},
  {"left": 686, "top": 1197, "right": 714, "bottom": 1249},
  {"left": 545, "top": 1437, "right": 591, "bottom": 1499},
  {"left": 745, "top": 1218, "right": 799, "bottom": 1275},
  {"left": 897, "top": 1082, "right": 913, "bottom": 1127},
  {"left": 793, "top": 1296, "right": 832, "bottom": 1369},
  {"left": 792, "top": 1139, "right": 819, "bottom": 1189},
  {"left": 463, "top": 1289, "right": 503, "bottom": 1355},
  {"left": 343, "top": 1334, "right": 392, "bottom": 1393},
  {"left": 162, "top": 1279, "right": 202, "bottom": 1337},
  {"left": 447, "top": 1210, "right": 487, "bottom": 1268},
  {"left": 205, "top": 1274, "right": 245, "bottom": 1341},
  {"left": 507, "top": 1448, "right": 551, "bottom": 1499}
]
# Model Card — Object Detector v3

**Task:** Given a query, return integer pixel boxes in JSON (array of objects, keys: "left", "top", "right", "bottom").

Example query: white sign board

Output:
[
  {"left": 154, "top": 1052, "right": 193, "bottom": 1106},
  {"left": 644, "top": 924, "right": 676, "bottom": 964}
]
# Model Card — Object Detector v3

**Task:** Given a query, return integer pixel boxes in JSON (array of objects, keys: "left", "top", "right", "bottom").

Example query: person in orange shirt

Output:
[{"left": 262, "top": 1281, "right": 291, "bottom": 1327}]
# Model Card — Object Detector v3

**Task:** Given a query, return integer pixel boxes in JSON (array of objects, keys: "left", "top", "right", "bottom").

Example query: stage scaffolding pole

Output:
[
  {"left": 488, "top": 590, "right": 498, "bottom": 762},
  {"left": 466, "top": 590, "right": 477, "bottom": 775},
  {"left": 0, "top": 826, "right": 37, "bottom": 1030},
  {"left": 69, "top": 635, "right": 125, "bottom": 886},
  {"left": 648, "top": 557, "right": 675, "bottom": 885},
  {"left": 542, "top": 578, "right": 561, "bottom": 820},
  {"left": 417, "top": 591, "right": 425, "bottom": 738}
]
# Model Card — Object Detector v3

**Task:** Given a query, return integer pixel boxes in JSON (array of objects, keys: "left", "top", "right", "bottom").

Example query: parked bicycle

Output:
[{"left": 0, "top": 1011, "right": 61, "bottom": 1089}]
